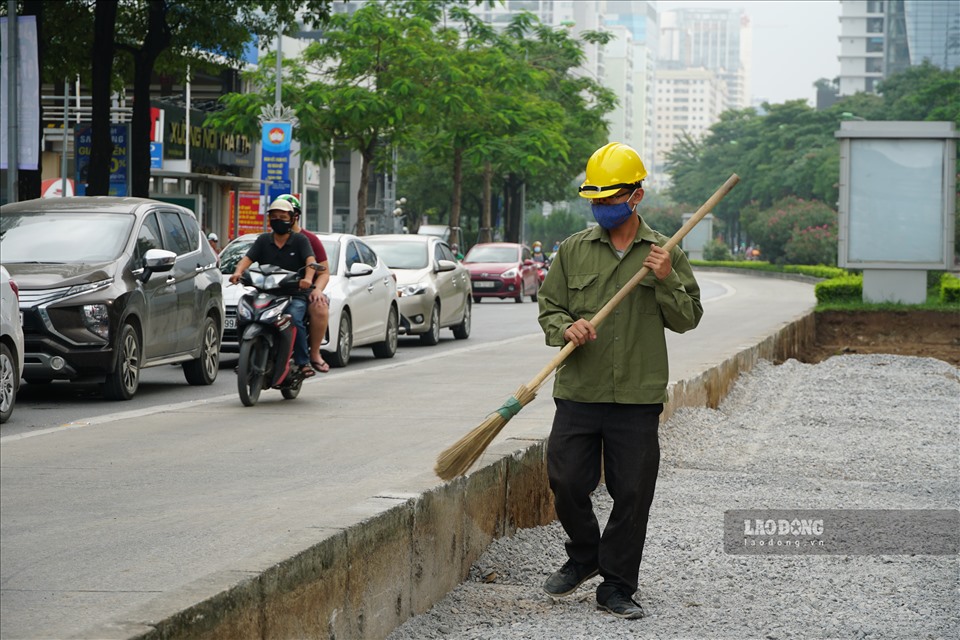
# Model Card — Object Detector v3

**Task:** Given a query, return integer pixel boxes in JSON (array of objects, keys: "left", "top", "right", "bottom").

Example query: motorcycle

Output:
[{"left": 234, "top": 264, "right": 315, "bottom": 407}]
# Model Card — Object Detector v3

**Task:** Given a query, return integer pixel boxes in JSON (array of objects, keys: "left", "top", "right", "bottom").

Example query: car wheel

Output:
[
  {"left": 183, "top": 315, "right": 220, "bottom": 385},
  {"left": 419, "top": 302, "right": 441, "bottom": 346},
  {"left": 103, "top": 323, "right": 141, "bottom": 400},
  {"left": 237, "top": 334, "right": 268, "bottom": 407},
  {"left": 373, "top": 306, "right": 399, "bottom": 358},
  {"left": 0, "top": 343, "right": 18, "bottom": 424},
  {"left": 327, "top": 311, "right": 352, "bottom": 368},
  {"left": 452, "top": 298, "right": 471, "bottom": 340}
]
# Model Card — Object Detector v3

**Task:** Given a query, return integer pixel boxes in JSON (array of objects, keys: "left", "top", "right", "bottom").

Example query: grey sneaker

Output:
[
  {"left": 542, "top": 559, "right": 599, "bottom": 597},
  {"left": 597, "top": 591, "right": 645, "bottom": 619}
]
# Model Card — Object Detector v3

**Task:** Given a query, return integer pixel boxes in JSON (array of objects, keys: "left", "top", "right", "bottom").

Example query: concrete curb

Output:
[{"left": 79, "top": 311, "right": 816, "bottom": 640}]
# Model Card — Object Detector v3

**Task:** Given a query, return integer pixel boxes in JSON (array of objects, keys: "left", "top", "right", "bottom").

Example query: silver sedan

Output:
[{"left": 365, "top": 234, "right": 471, "bottom": 345}]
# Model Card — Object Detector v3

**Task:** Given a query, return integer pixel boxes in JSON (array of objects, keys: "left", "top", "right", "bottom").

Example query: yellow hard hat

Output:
[{"left": 578, "top": 142, "right": 647, "bottom": 199}]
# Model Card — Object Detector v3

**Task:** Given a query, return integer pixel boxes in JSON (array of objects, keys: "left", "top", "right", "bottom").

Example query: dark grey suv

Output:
[{"left": 0, "top": 197, "right": 224, "bottom": 400}]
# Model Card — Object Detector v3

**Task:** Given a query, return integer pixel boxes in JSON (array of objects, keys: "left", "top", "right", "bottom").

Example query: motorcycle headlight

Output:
[
  {"left": 399, "top": 282, "right": 427, "bottom": 297},
  {"left": 501, "top": 268, "right": 518, "bottom": 279},
  {"left": 81, "top": 304, "right": 110, "bottom": 339},
  {"left": 237, "top": 299, "right": 253, "bottom": 320},
  {"left": 261, "top": 304, "right": 285, "bottom": 322}
]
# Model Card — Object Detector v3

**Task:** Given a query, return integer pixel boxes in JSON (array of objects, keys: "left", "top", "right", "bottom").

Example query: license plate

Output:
[
  {"left": 473, "top": 281, "right": 496, "bottom": 289},
  {"left": 224, "top": 317, "right": 237, "bottom": 329}
]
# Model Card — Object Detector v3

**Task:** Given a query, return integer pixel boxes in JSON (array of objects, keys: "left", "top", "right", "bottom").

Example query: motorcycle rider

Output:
[
  {"left": 532, "top": 241, "right": 547, "bottom": 264},
  {"left": 229, "top": 198, "right": 319, "bottom": 378},
  {"left": 275, "top": 194, "right": 332, "bottom": 373}
]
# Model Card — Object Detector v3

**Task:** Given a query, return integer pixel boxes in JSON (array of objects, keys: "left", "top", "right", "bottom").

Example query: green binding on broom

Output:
[{"left": 495, "top": 396, "right": 524, "bottom": 420}]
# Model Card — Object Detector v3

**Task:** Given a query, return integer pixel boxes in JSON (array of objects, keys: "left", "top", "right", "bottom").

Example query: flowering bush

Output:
[
  {"left": 744, "top": 196, "right": 838, "bottom": 264},
  {"left": 785, "top": 223, "right": 838, "bottom": 266}
]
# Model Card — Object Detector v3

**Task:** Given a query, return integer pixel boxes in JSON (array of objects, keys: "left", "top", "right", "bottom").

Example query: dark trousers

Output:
[{"left": 547, "top": 398, "right": 662, "bottom": 602}]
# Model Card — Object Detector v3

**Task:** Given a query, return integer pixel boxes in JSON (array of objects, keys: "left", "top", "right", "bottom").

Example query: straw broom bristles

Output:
[
  {"left": 434, "top": 174, "right": 740, "bottom": 481},
  {"left": 434, "top": 382, "right": 539, "bottom": 480}
]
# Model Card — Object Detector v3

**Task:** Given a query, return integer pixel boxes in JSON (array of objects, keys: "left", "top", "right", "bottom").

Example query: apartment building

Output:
[{"left": 652, "top": 67, "right": 728, "bottom": 186}]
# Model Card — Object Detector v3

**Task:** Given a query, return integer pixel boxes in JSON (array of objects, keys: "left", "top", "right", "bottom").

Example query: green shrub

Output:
[
  {"left": 815, "top": 274, "right": 862, "bottom": 304},
  {"left": 702, "top": 239, "right": 733, "bottom": 261},
  {"left": 783, "top": 265, "right": 848, "bottom": 279},
  {"left": 940, "top": 272, "right": 960, "bottom": 304}
]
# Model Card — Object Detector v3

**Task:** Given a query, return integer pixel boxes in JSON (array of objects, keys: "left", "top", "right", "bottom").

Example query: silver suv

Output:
[{"left": 0, "top": 197, "right": 224, "bottom": 400}]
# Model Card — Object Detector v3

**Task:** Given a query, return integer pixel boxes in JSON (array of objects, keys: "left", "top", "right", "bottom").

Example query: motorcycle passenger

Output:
[
  {"left": 276, "top": 194, "right": 332, "bottom": 373},
  {"left": 229, "top": 198, "right": 319, "bottom": 378}
]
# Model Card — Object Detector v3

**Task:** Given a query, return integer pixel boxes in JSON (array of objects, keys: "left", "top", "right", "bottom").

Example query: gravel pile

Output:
[{"left": 388, "top": 355, "right": 960, "bottom": 640}]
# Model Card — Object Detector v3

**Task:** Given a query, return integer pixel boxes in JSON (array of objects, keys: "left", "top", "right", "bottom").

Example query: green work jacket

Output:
[{"left": 537, "top": 219, "right": 703, "bottom": 405}]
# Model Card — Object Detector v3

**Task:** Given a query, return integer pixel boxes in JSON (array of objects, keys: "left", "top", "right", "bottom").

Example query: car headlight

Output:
[
  {"left": 501, "top": 268, "right": 518, "bottom": 278},
  {"left": 68, "top": 278, "right": 113, "bottom": 297},
  {"left": 398, "top": 282, "right": 428, "bottom": 297},
  {"left": 81, "top": 304, "right": 110, "bottom": 339}
]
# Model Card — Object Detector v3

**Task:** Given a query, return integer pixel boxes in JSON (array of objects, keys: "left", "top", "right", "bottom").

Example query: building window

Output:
[
  {"left": 866, "top": 37, "right": 884, "bottom": 53},
  {"left": 866, "top": 0, "right": 884, "bottom": 13},
  {"left": 865, "top": 58, "right": 883, "bottom": 73},
  {"left": 866, "top": 18, "right": 883, "bottom": 33}
]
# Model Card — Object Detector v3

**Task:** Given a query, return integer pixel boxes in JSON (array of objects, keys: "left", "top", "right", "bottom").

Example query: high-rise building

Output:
[
  {"left": 658, "top": 7, "right": 751, "bottom": 110},
  {"left": 604, "top": 1, "right": 659, "bottom": 169},
  {"left": 652, "top": 68, "right": 728, "bottom": 187},
  {"left": 838, "top": 0, "right": 959, "bottom": 96}
]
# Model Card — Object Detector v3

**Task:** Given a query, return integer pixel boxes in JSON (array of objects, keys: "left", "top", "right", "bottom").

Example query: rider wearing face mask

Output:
[
  {"left": 229, "top": 198, "right": 319, "bottom": 378},
  {"left": 536, "top": 142, "right": 702, "bottom": 620}
]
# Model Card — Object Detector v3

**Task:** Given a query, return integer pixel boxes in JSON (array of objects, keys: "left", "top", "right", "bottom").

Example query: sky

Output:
[{"left": 657, "top": 0, "right": 842, "bottom": 106}]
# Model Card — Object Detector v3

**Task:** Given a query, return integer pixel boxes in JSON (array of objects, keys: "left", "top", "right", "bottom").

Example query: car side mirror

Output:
[
  {"left": 347, "top": 263, "right": 374, "bottom": 277},
  {"left": 139, "top": 248, "right": 177, "bottom": 282},
  {"left": 436, "top": 259, "right": 457, "bottom": 273}
]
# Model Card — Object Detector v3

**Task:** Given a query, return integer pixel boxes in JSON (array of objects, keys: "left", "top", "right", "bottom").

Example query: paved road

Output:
[{"left": 0, "top": 271, "right": 815, "bottom": 639}]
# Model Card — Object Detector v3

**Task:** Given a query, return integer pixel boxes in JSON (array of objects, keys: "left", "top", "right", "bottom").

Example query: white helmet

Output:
[{"left": 208, "top": 233, "right": 218, "bottom": 242}]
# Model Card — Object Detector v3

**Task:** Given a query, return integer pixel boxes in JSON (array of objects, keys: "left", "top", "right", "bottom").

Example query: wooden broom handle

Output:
[{"left": 528, "top": 173, "right": 740, "bottom": 391}]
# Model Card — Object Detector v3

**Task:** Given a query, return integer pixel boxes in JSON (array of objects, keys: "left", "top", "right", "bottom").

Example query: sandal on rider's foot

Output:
[
  {"left": 311, "top": 359, "right": 330, "bottom": 373},
  {"left": 300, "top": 365, "right": 316, "bottom": 378}
]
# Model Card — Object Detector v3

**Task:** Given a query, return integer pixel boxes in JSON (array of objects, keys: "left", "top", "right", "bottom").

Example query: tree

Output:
[
  {"left": 287, "top": 0, "right": 457, "bottom": 235},
  {"left": 31, "top": 0, "right": 336, "bottom": 198}
]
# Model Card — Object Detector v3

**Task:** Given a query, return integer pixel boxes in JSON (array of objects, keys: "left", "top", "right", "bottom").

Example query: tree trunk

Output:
[
  {"left": 355, "top": 138, "right": 377, "bottom": 236},
  {"left": 17, "top": 0, "right": 44, "bottom": 200},
  {"left": 129, "top": 0, "right": 170, "bottom": 197},
  {"left": 87, "top": 0, "right": 117, "bottom": 196},
  {"left": 504, "top": 173, "right": 523, "bottom": 243},
  {"left": 449, "top": 145, "right": 462, "bottom": 247},
  {"left": 480, "top": 161, "right": 492, "bottom": 243}
]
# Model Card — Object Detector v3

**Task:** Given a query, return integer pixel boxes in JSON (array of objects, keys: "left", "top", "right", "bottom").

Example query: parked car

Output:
[
  {"left": 219, "top": 232, "right": 399, "bottom": 368},
  {"left": 0, "top": 197, "right": 224, "bottom": 400},
  {"left": 365, "top": 234, "right": 471, "bottom": 344},
  {"left": 1, "top": 266, "right": 24, "bottom": 423},
  {"left": 462, "top": 242, "right": 540, "bottom": 303}
]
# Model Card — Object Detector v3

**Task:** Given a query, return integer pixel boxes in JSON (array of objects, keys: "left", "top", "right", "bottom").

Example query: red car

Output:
[{"left": 463, "top": 242, "right": 540, "bottom": 303}]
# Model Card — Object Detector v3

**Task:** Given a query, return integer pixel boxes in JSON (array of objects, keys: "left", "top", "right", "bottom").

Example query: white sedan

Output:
[
  {"left": 219, "top": 233, "right": 399, "bottom": 368},
  {"left": 1, "top": 265, "right": 25, "bottom": 423}
]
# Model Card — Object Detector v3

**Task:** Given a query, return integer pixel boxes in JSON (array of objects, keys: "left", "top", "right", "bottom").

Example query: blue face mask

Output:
[{"left": 591, "top": 190, "right": 637, "bottom": 229}]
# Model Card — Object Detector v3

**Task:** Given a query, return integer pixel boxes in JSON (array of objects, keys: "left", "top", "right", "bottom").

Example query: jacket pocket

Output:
[{"left": 569, "top": 273, "right": 600, "bottom": 316}]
